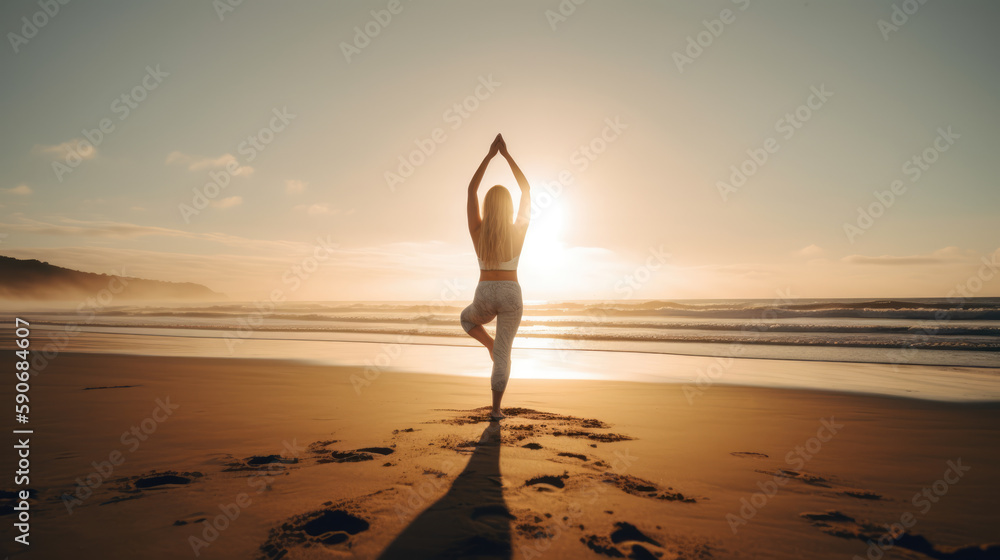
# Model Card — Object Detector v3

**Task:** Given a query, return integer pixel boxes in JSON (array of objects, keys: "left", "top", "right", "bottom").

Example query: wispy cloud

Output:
[
  {"left": 284, "top": 179, "right": 308, "bottom": 194},
  {"left": 32, "top": 140, "right": 97, "bottom": 160},
  {"left": 794, "top": 244, "right": 823, "bottom": 258},
  {"left": 0, "top": 216, "right": 304, "bottom": 252},
  {"left": 165, "top": 151, "right": 253, "bottom": 176},
  {"left": 211, "top": 196, "right": 243, "bottom": 209},
  {"left": 842, "top": 246, "right": 971, "bottom": 265},
  {"left": 4, "top": 185, "right": 32, "bottom": 196},
  {"left": 294, "top": 203, "right": 339, "bottom": 216}
]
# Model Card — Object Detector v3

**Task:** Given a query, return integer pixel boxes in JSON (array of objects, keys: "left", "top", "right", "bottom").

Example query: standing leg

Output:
[
  {"left": 491, "top": 390, "right": 505, "bottom": 418},
  {"left": 489, "top": 284, "right": 523, "bottom": 415}
]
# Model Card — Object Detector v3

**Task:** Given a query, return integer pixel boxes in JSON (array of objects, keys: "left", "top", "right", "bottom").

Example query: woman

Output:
[{"left": 460, "top": 133, "right": 531, "bottom": 421}]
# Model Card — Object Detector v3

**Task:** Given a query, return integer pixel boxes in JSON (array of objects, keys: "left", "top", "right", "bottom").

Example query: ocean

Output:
[
  {"left": 6, "top": 297, "right": 999, "bottom": 402},
  {"left": 8, "top": 297, "right": 998, "bottom": 366}
]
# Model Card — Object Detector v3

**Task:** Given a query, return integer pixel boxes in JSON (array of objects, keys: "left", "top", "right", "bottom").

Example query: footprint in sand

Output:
[
  {"left": 432, "top": 408, "right": 632, "bottom": 452},
  {"left": 525, "top": 473, "right": 570, "bottom": 491},
  {"left": 730, "top": 451, "right": 769, "bottom": 459},
  {"left": 552, "top": 430, "right": 633, "bottom": 443},
  {"left": 583, "top": 521, "right": 717, "bottom": 559},
  {"left": 435, "top": 407, "right": 631, "bottom": 442},
  {"left": 258, "top": 505, "right": 371, "bottom": 558},
  {"left": 256, "top": 408, "right": 705, "bottom": 559},
  {"left": 134, "top": 474, "right": 196, "bottom": 489},
  {"left": 800, "top": 510, "right": 1000, "bottom": 559},
  {"left": 433, "top": 408, "right": 702, "bottom": 502},
  {"left": 752, "top": 468, "right": 884, "bottom": 500},
  {"left": 837, "top": 489, "right": 882, "bottom": 500},
  {"left": 755, "top": 469, "right": 832, "bottom": 488},
  {"left": 557, "top": 452, "right": 588, "bottom": 461},
  {"left": 521, "top": 470, "right": 699, "bottom": 503},
  {"left": 98, "top": 470, "right": 203, "bottom": 506},
  {"left": 601, "top": 472, "right": 698, "bottom": 503},
  {"left": 306, "top": 440, "right": 396, "bottom": 464},
  {"left": 223, "top": 454, "right": 299, "bottom": 473},
  {"left": 172, "top": 513, "right": 208, "bottom": 526},
  {"left": 582, "top": 521, "right": 664, "bottom": 559},
  {"left": 124, "top": 470, "right": 202, "bottom": 490},
  {"left": 515, "top": 513, "right": 562, "bottom": 540}
]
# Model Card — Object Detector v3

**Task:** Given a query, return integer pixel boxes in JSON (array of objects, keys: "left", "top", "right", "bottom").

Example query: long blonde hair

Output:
[{"left": 478, "top": 185, "right": 514, "bottom": 268}]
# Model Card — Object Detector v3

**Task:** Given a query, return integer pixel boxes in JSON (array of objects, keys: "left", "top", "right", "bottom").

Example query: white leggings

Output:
[{"left": 460, "top": 281, "right": 523, "bottom": 392}]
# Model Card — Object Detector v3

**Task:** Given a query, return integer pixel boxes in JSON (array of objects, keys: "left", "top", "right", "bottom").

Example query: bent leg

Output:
[
  {"left": 461, "top": 292, "right": 497, "bottom": 359},
  {"left": 460, "top": 291, "right": 496, "bottom": 333},
  {"left": 466, "top": 324, "right": 494, "bottom": 359}
]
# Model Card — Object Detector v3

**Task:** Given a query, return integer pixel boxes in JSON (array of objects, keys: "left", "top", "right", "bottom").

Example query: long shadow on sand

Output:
[{"left": 378, "top": 420, "right": 512, "bottom": 560}]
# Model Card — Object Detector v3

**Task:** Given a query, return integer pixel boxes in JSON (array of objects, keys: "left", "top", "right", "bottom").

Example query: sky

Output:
[{"left": 1, "top": 0, "right": 998, "bottom": 302}]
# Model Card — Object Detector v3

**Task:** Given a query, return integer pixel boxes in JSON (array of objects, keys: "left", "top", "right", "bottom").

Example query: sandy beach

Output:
[{"left": 8, "top": 352, "right": 998, "bottom": 559}]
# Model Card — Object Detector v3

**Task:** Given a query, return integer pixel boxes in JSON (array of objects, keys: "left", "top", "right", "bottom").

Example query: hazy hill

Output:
[{"left": 0, "top": 255, "right": 225, "bottom": 302}]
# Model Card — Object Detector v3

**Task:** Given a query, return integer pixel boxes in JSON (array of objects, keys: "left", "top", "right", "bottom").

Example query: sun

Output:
[{"left": 519, "top": 203, "right": 569, "bottom": 285}]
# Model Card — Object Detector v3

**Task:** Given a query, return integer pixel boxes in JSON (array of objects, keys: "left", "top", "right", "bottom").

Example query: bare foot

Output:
[{"left": 489, "top": 409, "right": 505, "bottom": 420}]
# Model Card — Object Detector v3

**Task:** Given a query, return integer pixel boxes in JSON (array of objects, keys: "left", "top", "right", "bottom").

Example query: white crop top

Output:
[{"left": 478, "top": 254, "right": 519, "bottom": 271}]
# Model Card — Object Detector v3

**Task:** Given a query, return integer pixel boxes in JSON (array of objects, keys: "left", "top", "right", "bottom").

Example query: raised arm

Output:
[
  {"left": 499, "top": 140, "right": 531, "bottom": 230},
  {"left": 467, "top": 135, "right": 501, "bottom": 237}
]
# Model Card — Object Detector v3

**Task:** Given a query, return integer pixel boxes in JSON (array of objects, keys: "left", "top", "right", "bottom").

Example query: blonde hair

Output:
[{"left": 478, "top": 185, "right": 514, "bottom": 269}]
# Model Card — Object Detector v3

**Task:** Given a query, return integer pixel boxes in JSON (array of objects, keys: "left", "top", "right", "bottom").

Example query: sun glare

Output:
[{"left": 520, "top": 204, "right": 569, "bottom": 288}]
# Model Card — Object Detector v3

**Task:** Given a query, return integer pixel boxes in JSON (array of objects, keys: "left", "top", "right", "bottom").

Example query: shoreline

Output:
[
  {"left": 19, "top": 321, "right": 1000, "bottom": 357},
  {"left": 21, "top": 322, "right": 1000, "bottom": 365},
  {"left": 18, "top": 328, "right": 1000, "bottom": 402}
]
